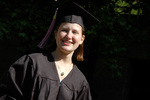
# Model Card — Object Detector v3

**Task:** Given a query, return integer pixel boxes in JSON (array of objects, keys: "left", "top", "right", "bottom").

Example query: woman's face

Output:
[{"left": 55, "top": 23, "right": 85, "bottom": 54}]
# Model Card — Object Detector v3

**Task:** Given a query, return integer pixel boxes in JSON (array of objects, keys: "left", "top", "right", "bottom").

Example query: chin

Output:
[
  {"left": 60, "top": 47, "right": 75, "bottom": 53},
  {"left": 58, "top": 44, "right": 79, "bottom": 53}
]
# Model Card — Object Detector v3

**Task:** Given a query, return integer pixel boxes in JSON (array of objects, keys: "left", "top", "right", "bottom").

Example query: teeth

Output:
[
  {"left": 63, "top": 40, "right": 71, "bottom": 43},
  {"left": 65, "top": 41, "right": 70, "bottom": 43}
]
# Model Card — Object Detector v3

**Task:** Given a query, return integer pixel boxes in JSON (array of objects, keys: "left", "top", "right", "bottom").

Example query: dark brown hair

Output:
[{"left": 73, "top": 29, "right": 85, "bottom": 61}]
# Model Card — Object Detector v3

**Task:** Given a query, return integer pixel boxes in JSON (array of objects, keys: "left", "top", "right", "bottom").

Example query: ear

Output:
[{"left": 80, "top": 35, "right": 85, "bottom": 45}]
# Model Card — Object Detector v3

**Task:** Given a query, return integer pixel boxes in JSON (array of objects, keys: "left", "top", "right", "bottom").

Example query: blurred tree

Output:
[{"left": 0, "top": 0, "right": 149, "bottom": 77}]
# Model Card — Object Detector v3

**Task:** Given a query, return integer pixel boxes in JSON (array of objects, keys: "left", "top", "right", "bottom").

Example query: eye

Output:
[
  {"left": 72, "top": 30, "right": 78, "bottom": 34},
  {"left": 61, "top": 29, "right": 68, "bottom": 32}
]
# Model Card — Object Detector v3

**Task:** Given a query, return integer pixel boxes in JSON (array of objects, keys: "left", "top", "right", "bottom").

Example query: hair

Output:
[
  {"left": 73, "top": 29, "right": 85, "bottom": 61},
  {"left": 46, "top": 23, "right": 85, "bottom": 62}
]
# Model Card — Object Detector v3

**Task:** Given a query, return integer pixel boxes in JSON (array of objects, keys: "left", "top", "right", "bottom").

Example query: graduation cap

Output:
[{"left": 38, "top": 2, "right": 99, "bottom": 48}]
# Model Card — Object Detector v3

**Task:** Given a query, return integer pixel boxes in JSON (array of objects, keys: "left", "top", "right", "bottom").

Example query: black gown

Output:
[{"left": 0, "top": 52, "right": 92, "bottom": 100}]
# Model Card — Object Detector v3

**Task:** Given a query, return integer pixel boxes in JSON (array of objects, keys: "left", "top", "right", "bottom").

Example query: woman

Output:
[{"left": 0, "top": 2, "right": 99, "bottom": 100}]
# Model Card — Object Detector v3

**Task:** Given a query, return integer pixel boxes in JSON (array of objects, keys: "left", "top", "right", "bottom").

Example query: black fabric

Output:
[
  {"left": 0, "top": 52, "right": 92, "bottom": 100},
  {"left": 58, "top": 15, "right": 84, "bottom": 29}
]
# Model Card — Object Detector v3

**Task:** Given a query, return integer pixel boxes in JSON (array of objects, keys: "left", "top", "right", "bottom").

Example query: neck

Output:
[{"left": 52, "top": 48, "right": 73, "bottom": 65}]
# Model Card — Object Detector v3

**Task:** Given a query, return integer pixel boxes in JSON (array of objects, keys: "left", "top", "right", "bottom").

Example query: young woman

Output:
[{"left": 0, "top": 2, "right": 99, "bottom": 100}]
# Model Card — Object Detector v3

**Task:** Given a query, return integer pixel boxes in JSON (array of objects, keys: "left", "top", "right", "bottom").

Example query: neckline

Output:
[{"left": 50, "top": 52, "right": 74, "bottom": 82}]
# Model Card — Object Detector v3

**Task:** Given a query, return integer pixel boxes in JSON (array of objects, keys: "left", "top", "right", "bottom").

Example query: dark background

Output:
[{"left": 0, "top": 0, "right": 150, "bottom": 100}]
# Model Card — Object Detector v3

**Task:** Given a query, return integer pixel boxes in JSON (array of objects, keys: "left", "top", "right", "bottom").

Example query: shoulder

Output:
[
  {"left": 12, "top": 52, "right": 50, "bottom": 72},
  {"left": 74, "top": 65, "right": 87, "bottom": 81},
  {"left": 27, "top": 52, "right": 46, "bottom": 60},
  {"left": 27, "top": 52, "right": 53, "bottom": 69},
  {"left": 74, "top": 65, "right": 88, "bottom": 85},
  {"left": 25, "top": 52, "right": 52, "bottom": 64},
  {"left": 14, "top": 53, "right": 45, "bottom": 62},
  {"left": 27, "top": 52, "right": 57, "bottom": 79}
]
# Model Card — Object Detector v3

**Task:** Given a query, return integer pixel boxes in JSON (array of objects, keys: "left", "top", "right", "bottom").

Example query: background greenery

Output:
[
  {"left": 0, "top": 0, "right": 150, "bottom": 99},
  {"left": 0, "top": 0, "right": 150, "bottom": 77}
]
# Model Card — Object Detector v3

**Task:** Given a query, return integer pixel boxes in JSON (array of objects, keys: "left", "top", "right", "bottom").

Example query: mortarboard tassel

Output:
[{"left": 38, "top": 8, "right": 58, "bottom": 48}]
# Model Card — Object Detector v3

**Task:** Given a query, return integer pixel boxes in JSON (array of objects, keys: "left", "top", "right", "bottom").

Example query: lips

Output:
[{"left": 62, "top": 40, "right": 73, "bottom": 45}]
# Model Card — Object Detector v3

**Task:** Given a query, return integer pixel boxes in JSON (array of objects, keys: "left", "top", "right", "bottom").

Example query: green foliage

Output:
[
  {"left": 85, "top": 0, "right": 149, "bottom": 77},
  {"left": 114, "top": 0, "right": 142, "bottom": 15},
  {"left": 0, "top": 0, "right": 149, "bottom": 77},
  {"left": 0, "top": 0, "right": 57, "bottom": 52}
]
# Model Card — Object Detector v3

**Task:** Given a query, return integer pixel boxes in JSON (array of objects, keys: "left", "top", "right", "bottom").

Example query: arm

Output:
[
  {"left": 77, "top": 83, "right": 92, "bottom": 100},
  {"left": 0, "top": 55, "right": 34, "bottom": 100}
]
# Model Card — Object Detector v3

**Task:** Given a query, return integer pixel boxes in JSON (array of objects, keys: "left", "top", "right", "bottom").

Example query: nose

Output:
[{"left": 65, "top": 31, "right": 72, "bottom": 39}]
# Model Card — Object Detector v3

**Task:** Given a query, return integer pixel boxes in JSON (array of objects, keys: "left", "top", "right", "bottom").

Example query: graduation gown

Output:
[{"left": 0, "top": 52, "right": 92, "bottom": 100}]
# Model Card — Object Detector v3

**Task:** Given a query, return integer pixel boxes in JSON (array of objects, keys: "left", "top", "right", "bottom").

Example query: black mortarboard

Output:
[
  {"left": 38, "top": 2, "right": 99, "bottom": 48},
  {"left": 56, "top": 2, "right": 99, "bottom": 29}
]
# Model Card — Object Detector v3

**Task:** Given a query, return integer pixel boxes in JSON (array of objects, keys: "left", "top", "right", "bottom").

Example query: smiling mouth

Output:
[{"left": 62, "top": 40, "right": 73, "bottom": 45}]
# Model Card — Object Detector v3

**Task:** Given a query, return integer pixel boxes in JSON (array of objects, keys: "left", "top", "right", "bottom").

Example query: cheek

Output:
[
  {"left": 73, "top": 36, "right": 82, "bottom": 43},
  {"left": 55, "top": 32, "right": 65, "bottom": 40}
]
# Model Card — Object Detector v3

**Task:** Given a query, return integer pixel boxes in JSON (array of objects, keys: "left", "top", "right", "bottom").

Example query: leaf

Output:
[
  {"left": 117, "top": 71, "right": 122, "bottom": 77},
  {"left": 11, "top": 12, "right": 17, "bottom": 17},
  {"left": 20, "top": 21, "right": 28, "bottom": 26},
  {"left": 19, "top": 33, "right": 28, "bottom": 40}
]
